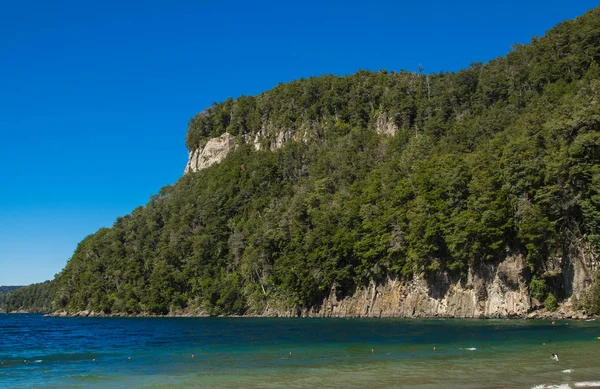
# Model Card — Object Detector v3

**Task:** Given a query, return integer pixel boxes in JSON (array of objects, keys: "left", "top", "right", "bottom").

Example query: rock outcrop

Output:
[
  {"left": 184, "top": 132, "right": 238, "bottom": 174},
  {"left": 184, "top": 127, "right": 301, "bottom": 174},
  {"left": 310, "top": 254, "right": 531, "bottom": 318},
  {"left": 257, "top": 248, "right": 598, "bottom": 319},
  {"left": 375, "top": 113, "right": 399, "bottom": 136}
]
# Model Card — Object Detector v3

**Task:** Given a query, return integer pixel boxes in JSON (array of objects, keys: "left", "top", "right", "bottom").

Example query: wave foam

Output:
[
  {"left": 574, "top": 382, "right": 600, "bottom": 388},
  {"left": 562, "top": 369, "right": 573, "bottom": 373},
  {"left": 532, "top": 383, "right": 600, "bottom": 389}
]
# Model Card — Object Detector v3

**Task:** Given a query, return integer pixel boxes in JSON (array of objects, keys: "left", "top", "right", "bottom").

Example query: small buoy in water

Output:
[
  {"left": 289, "top": 352, "right": 292, "bottom": 355},
  {"left": 191, "top": 354, "right": 194, "bottom": 358},
  {"left": 127, "top": 357, "right": 131, "bottom": 361},
  {"left": 433, "top": 347, "right": 436, "bottom": 351},
  {"left": 552, "top": 321, "right": 556, "bottom": 325}
]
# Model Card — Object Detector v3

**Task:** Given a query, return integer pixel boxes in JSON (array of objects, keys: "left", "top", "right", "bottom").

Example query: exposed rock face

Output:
[
  {"left": 184, "top": 133, "right": 238, "bottom": 174},
  {"left": 375, "top": 113, "right": 399, "bottom": 136},
  {"left": 569, "top": 239, "right": 599, "bottom": 298},
  {"left": 313, "top": 254, "right": 531, "bottom": 318},
  {"left": 262, "top": 250, "right": 598, "bottom": 318},
  {"left": 185, "top": 125, "right": 308, "bottom": 174},
  {"left": 184, "top": 112, "right": 401, "bottom": 175}
]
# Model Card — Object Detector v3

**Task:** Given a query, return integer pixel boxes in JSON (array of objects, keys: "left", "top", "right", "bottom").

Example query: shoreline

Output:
[{"left": 44, "top": 309, "right": 598, "bottom": 320}]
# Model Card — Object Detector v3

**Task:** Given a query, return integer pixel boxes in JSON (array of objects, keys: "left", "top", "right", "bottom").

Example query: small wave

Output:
[
  {"left": 33, "top": 360, "right": 42, "bottom": 363},
  {"left": 574, "top": 382, "right": 600, "bottom": 388},
  {"left": 530, "top": 384, "right": 571, "bottom": 389},
  {"left": 562, "top": 369, "right": 573, "bottom": 373},
  {"left": 462, "top": 347, "right": 476, "bottom": 351}
]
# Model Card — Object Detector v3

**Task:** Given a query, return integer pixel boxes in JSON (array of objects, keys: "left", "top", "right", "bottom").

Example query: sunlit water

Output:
[{"left": 1, "top": 314, "right": 599, "bottom": 388}]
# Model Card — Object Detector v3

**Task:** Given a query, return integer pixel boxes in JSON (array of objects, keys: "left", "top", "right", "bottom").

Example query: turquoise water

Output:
[{"left": 1, "top": 314, "right": 599, "bottom": 389}]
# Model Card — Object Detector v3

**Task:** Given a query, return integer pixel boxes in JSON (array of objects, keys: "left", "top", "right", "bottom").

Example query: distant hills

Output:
[
  {"left": 0, "top": 285, "right": 22, "bottom": 293},
  {"left": 0, "top": 282, "right": 54, "bottom": 313}
]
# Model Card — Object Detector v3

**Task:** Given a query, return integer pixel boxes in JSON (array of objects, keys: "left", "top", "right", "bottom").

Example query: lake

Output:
[{"left": 1, "top": 314, "right": 599, "bottom": 388}]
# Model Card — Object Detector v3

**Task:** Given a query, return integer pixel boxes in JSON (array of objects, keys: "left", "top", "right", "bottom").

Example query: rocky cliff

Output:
[
  {"left": 184, "top": 113, "right": 398, "bottom": 174},
  {"left": 260, "top": 247, "right": 599, "bottom": 319},
  {"left": 184, "top": 133, "right": 239, "bottom": 174}
]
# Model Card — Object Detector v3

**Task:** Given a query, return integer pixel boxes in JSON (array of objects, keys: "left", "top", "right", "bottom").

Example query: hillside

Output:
[
  {"left": 0, "top": 282, "right": 54, "bottom": 313},
  {"left": 0, "top": 286, "right": 22, "bottom": 293},
  {"left": 53, "top": 8, "right": 600, "bottom": 317},
  {"left": 0, "top": 286, "right": 21, "bottom": 311}
]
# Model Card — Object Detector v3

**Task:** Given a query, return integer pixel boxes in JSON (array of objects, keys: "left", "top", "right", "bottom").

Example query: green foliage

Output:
[
  {"left": 51, "top": 8, "right": 600, "bottom": 315},
  {"left": 0, "top": 286, "right": 21, "bottom": 311},
  {"left": 0, "top": 281, "right": 54, "bottom": 313},
  {"left": 529, "top": 276, "right": 548, "bottom": 301},
  {"left": 544, "top": 293, "right": 558, "bottom": 312}
]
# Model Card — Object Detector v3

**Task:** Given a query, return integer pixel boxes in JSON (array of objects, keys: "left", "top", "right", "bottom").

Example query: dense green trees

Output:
[
  {"left": 54, "top": 8, "right": 600, "bottom": 315},
  {"left": 0, "top": 282, "right": 54, "bottom": 313},
  {"left": 0, "top": 286, "right": 21, "bottom": 311}
]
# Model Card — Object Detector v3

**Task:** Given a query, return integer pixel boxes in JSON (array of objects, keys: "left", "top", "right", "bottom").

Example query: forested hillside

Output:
[
  {"left": 54, "top": 8, "right": 600, "bottom": 316},
  {"left": 0, "top": 282, "right": 54, "bottom": 313},
  {"left": 0, "top": 286, "right": 21, "bottom": 311}
]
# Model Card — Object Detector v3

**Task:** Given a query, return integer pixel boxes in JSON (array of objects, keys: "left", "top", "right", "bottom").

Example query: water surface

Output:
[{"left": 1, "top": 314, "right": 599, "bottom": 388}]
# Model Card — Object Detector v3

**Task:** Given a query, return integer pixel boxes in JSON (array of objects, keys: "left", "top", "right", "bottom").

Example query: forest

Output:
[
  {"left": 52, "top": 8, "right": 600, "bottom": 316},
  {"left": 0, "top": 282, "right": 54, "bottom": 313}
]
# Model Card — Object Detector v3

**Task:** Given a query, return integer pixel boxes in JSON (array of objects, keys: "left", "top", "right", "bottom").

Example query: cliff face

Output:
[
  {"left": 184, "top": 127, "right": 302, "bottom": 174},
  {"left": 184, "top": 133, "right": 238, "bottom": 174},
  {"left": 260, "top": 247, "right": 598, "bottom": 319},
  {"left": 184, "top": 113, "right": 397, "bottom": 174},
  {"left": 317, "top": 255, "right": 533, "bottom": 318}
]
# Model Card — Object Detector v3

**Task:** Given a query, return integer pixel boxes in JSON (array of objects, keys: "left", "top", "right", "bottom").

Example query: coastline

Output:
[{"left": 46, "top": 308, "right": 598, "bottom": 320}]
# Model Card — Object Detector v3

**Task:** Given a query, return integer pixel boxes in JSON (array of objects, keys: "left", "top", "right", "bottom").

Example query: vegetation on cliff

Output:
[{"left": 54, "top": 8, "right": 600, "bottom": 315}]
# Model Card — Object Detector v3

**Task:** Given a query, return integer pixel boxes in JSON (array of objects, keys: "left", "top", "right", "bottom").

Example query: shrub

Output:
[
  {"left": 544, "top": 293, "right": 558, "bottom": 312},
  {"left": 529, "top": 276, "right": 548, "bottom": 301}
]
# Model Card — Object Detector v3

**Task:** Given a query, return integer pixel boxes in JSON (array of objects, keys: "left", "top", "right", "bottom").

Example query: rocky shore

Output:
[{"left": 47, "top": 308, "right": 598, "bottom": 320}]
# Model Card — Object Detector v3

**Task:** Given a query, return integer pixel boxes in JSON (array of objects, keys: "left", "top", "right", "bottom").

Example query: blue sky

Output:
[{"left": 0, "top": 0, "right": 597, "bottom": 285}]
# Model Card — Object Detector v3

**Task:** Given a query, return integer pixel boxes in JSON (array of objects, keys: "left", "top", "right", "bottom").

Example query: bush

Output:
[
  {"left": 529, "top": 276, "right": 548, "bottom": 301},
  {"left": 544, "top": 293, "right": 558, "bottom": 312}
]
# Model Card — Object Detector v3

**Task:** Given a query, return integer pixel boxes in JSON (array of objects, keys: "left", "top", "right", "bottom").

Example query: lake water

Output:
[{"left": 1, "top": 314, "right": 599, "bottom": 389}]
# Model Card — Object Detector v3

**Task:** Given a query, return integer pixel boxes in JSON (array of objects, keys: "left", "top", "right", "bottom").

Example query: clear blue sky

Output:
[{"left": 0, "top": 0, "right": 597, "bottom": 285}]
